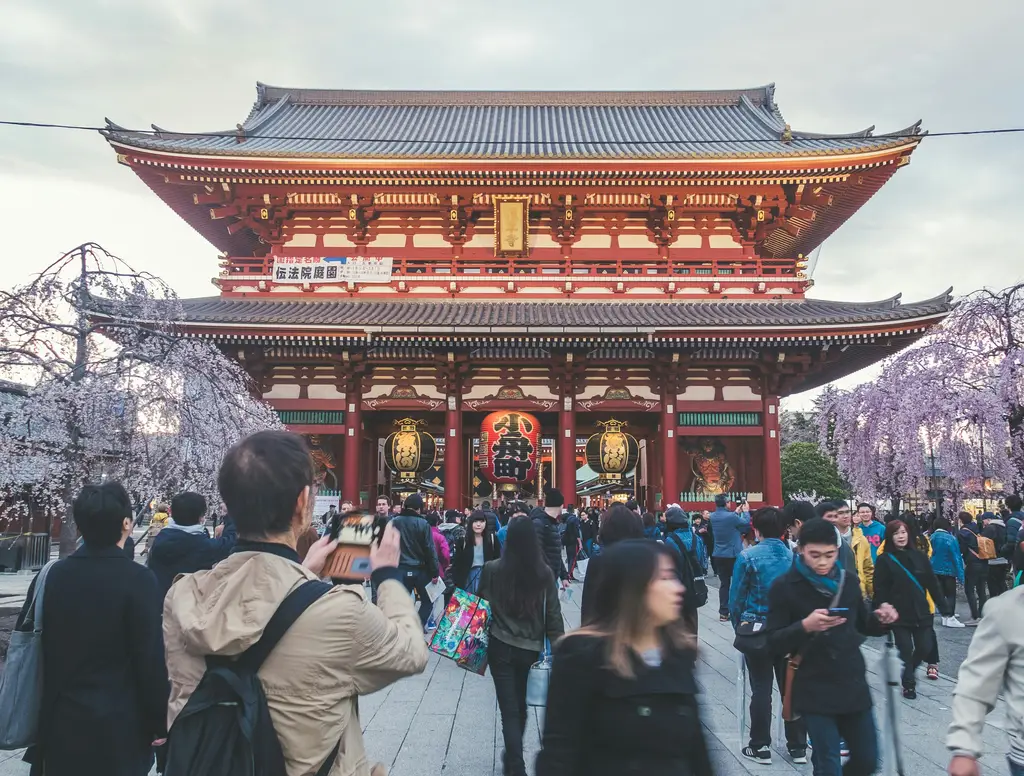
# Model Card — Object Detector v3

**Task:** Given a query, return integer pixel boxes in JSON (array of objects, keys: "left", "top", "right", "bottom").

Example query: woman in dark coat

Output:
[
  {"left": 17, "top": 482, "right": 169, "bottom": 776},
  {"left": 873, "top": 518, "right": 944, "bottom": 698},
  {"left": 537, "top": 540, "right": 711, "bottom": 776},
  {"left": 451, "top": 509, "right": 500, "bottom": 592}
]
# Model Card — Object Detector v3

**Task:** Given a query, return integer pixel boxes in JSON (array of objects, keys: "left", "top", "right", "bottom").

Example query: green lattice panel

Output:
[
  {"left": 678, "top": 412, "right": 761, "bottom": 426},
  {"left": 277, "top": 410, "right": 346, "bottom": 425}
]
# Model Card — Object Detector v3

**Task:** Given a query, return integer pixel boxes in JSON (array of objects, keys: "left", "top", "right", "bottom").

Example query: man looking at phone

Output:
[
  {"left": 391, "top": 493, "right": 441, "bottom": 629},
  {"left": 163, "top": 430, "right": 428, "bottom": 776},
  {"left": 766, "top": 518, "right": 898, "bottom": 776}
]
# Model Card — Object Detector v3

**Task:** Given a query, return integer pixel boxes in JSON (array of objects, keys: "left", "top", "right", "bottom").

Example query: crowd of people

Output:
[{"left": 5, "top": 431, "right": 1024, "bottom": 776}]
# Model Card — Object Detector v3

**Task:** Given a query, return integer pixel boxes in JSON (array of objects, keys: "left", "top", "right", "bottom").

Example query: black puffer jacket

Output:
[{"left": 530, "top": 507, "right": 568, "bottom": 582}]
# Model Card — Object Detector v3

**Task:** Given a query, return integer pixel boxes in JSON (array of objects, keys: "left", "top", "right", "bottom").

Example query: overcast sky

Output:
[{"left": 2, "top": 0, "right": 1022, "bottom": 406}]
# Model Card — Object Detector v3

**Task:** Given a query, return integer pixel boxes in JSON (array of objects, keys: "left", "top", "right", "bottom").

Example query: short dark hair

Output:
[
  {"left": 642, "top": 512, "right": 656, "bottom": 529},
  {"left": 931, "top": 517, "right": 953, "bottom": 533},
  {"left": 625, "top": 499, "right": 639, "bottom": 513},
  {"left": 218, "top": 431, "right": 314, "bottom": 538},
  {"left": 798, "top": 517, "right": 840, "bottom": 548},
  {"left": 599, "top": 503, "right": 645, "bottom": 547},
  {"left": 782, "top": 500, "right": 816, "bottom": 529},
  {"left": 856, "top": 502, "right": 876, "bottom": 515},
  {"left": 1006, "top": 494, "right": 1023, "bottom": 512},
  {"left": 815, "top": 500, "right": 840, "bottom": 518},
  {"left": 375, "top": 495, "right": 391, "bottom": 505},
  {"left": 752, "top": 507, "right": 786, "bottom": 540},
  {"left": 425, "top": 511, "right": 441, "bottom": 527},
  {"left": 74, "top": 482, "right": 131, "bottom": 547},
  {"left": 170, "top": 492, "right": 207, "bottom": 527},
  {"left": 958, "top": 511, "right": 974, "bottom": 525},
  {"left": 713, "top": 494, "right": 728, "bottom": 508}
]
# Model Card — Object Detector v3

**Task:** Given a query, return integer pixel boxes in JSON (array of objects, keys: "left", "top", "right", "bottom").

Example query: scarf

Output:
[
  {"left": 795, "top": 554, "right": 843, "bottom": 598},
  {"left": 165, "top": 520, "right": 209, "bottom": 536}
]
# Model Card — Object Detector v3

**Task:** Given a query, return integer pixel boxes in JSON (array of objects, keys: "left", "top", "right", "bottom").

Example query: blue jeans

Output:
[{"left": 803, "top": 708, "right": 878, "bottom": 776}]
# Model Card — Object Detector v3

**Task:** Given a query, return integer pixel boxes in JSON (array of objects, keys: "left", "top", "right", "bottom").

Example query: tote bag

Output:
[
  {"left": 526, "top": 592, "right": 552, "bottom": 707},
  {"left": 428, "top": 588, "right": 491, "bottom": 675},
  {"left": 0, "top": 559, "right": 57, "bottom": 749}
]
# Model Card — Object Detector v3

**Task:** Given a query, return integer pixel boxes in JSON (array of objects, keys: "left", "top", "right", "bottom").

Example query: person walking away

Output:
[
  {"left": 452, "top": 509, "right": 499, "bottom": 593},
  {"left": 477, "top": 516, "right": 565, "bottom": 776},
  {"left": 146, "top": 491, "right": 238, "bottom": 602},
  {"left": 765, "top": 518, "right": 899, "bottom": 775},
  {"left": 642, "top": 511, "right": 661, "bottom": 541},
  {"left": 929, "top": 517, "right": 966, "bottom": 628},
  {"left": 139, "top": 502, "right": 170, "bottom": 555},
  {"left": 980, "top": 511, "right": 1010, "bottom": 598},
  {"left": 580, "top": 503, "right": 645, "bottom": 624},
  {"left": 1007, "top": 495, "right": 1024, "bottom": 573},
  {"left": 958, "top": 511, "right": 989, "bottom": 624},
  {"left": 729, "top": 507, "right": 808, "bottom": 765},
  {"left": 662, "top": 506, "right": 708, "bottom": 634},
  {"left": 873, "top": 519, "right": 944, "bottom": 699},
  {"left": 536, "top": 540, "right": 713, "bottom": 776},
  {"left": 856, "top": 503, "right": 885, "bottom": 563},
  {"left": 710, "top": 493, "right": 752, "bottom": 621},
  {"left": 530, "top": 487, "right": 570, "bottom": 588},
  {"left": 945, "top": 584, "right": 1024, "bottom": 776},
  {"left": 424, "top": 511, "right": 451, "bottom": 581},
  {"left": 563, "top": 507, "right": 583, "bottom": 580},
  {"left": 16, "top": 482, "right": 169, "bottom": 776},
  {"left": 391, "top": 493, "right": 442, "bottom": 628},
  {"left": 163, "top": 431, "right": 428, "bottom": 776}
]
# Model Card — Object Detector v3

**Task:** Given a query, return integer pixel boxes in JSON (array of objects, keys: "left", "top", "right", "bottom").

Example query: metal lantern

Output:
[
  {"left": 479, "top": 410, "right": 540, "bottom": 484},
  {"left": 586, "top": 419, "right": 639, "bottom": 481},
  {"left": 383, "top": 418, "right": 437, "bottom": 485}
]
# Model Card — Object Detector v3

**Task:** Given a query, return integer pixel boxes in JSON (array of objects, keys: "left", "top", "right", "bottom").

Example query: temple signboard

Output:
[{"left": 272, "top": 255, "right": 393, "bottom": 283}]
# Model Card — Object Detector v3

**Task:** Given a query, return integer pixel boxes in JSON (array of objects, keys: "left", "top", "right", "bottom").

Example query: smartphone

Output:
[
  {"left": 827, "top": 607, "right": 850, "bottom": 617},
  {"left": 323, "top": 512, "right": 379, "bottom": 581}
]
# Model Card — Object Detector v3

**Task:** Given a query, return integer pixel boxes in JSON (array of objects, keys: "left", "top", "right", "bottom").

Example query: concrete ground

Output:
[{"left": 0, "top": 560, "right": 1015, "bottom": 775}]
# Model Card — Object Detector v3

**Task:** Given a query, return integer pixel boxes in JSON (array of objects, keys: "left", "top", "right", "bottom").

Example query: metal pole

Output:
[{"left": 736, "top": 655, "right": 748, "bottom": 745}]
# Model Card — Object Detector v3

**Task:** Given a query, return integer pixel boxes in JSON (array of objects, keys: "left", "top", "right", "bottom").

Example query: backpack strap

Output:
[{"left": 235, "top": 579, "right": 333, "bottom": 674}]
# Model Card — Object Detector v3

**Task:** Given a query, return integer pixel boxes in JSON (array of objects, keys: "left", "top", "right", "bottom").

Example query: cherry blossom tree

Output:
[
  {"left": 820, "top": 282, "right": 1023, "bottom": 513},
  {"left": 0, "top": 243, "right": 281, "bottom": 555}
]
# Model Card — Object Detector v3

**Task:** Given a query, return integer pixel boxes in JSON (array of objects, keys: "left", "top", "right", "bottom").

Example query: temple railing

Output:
[{"left": 222, "top": 255, "right": 798, "bottom": 279}]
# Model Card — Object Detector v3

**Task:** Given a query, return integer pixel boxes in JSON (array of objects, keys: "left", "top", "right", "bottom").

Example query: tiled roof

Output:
[
  {"left": 103, "top": 83, "right": 922, "bottom": 161},
  {"left": 170, "top": 292, "right": 952, "bottom": 331}
]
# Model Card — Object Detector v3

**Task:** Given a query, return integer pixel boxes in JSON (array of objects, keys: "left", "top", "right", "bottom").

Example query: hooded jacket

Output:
[
  {"left": 530, "top": 506, "right": 568, "bottom": 582},
  {"left": 147, "top": 517, "right": 237, "bottom": 601},
  {"left": 163, "top": 542, "right": 428, "bottom": 776}
]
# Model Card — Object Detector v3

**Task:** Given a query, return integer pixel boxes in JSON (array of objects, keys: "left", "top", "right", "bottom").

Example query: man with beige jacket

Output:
[
  {"left": 946, "top": 585, "right": 1024, "bottom": 776},
  {"left": 163, "top": 430, "right": 429, "bottom": 776}
]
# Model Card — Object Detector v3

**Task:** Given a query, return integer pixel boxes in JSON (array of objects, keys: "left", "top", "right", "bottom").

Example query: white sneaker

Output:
[{"left": 943, "top": 616, "right": 966, "bottom": 628}]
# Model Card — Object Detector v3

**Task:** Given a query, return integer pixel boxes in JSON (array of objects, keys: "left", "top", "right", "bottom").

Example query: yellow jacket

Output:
[{"left": 850, "top": 527, "right": 875, "bottom": 600}]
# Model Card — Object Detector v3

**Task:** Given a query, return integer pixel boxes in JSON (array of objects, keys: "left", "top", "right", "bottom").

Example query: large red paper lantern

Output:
[{"left": 479, "top": 410, "right": 540, "bottom": 484}]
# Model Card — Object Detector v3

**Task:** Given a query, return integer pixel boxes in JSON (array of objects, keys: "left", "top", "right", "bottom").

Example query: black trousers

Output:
[
  {"left": 965, "top": 562, "right": 988, "bottom": 619},
  {"left": 745, "top": 652, "right": 807, "bottom": 751},
  {"left": 715, "top": 557, "right": 736, "bottom": 616},
  {"left": 400, "top": 568, "right": 433, "bottom": 627},
  {"left": 489, "top": 638, "right": 539, "bottom": 776},
  {"left": 988, "top": 563, "right": 1009, "bottom": 599},
  {"left": 892, "top": 624, "right": 933, "bottom": 689},
  {"left": 936, "top": 574, "right": 957, "bottom": 618}
]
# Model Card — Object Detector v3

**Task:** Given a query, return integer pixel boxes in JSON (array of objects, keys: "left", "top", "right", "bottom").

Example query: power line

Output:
[{"left": 1, "top": 118, "right": 1023, "bottom": 147}]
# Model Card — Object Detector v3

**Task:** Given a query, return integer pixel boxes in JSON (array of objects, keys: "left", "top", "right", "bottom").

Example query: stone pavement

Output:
[{"left": 1, "top": 577, "right": 1017, "bottom": 775}]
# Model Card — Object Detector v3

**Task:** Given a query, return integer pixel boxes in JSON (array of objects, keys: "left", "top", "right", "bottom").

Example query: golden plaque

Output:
[{"left": 493, "top": 196, "right": 530, "bottom": 257}]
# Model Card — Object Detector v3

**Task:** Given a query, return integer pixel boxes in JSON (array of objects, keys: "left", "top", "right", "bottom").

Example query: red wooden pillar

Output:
[
  {"left": 762, "top": 392, "right": 783, "bottom": 506},
  {"left": 662, "top": 394, "right": 678, "bottom": 508},
  {"left": 558, "top": 397, "right": 577, "bottom": 506},
  {"left": 444, "top": 397, "right": 463, "bottom": 510},
  {"left": 343, "top": 388, "right": 362, "bottom": 506}
]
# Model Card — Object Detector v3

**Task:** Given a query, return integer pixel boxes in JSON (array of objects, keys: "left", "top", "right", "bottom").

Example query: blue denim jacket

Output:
[
  {"left": 930, "top": 529, "right": 965, "bottom": 583},
  {"left": 710, "top": 508, "right": 752, "bottom": 558},
  {"left": 729, "top": 538, "right": 793, "bottom": 626}
]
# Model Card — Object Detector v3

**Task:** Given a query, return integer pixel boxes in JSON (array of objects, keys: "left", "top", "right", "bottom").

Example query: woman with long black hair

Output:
[
  {"left": 452, "top": 508, "right": 500, "bottom": 593},
  {"left": 874, "top": 519, "right": 944, "bottom": 698},
  {"left": 537, "top": 540, "right": 712, "bottom": 776},
  {"left": 478, "top": 516, "right": 564, "bottom": 776}
]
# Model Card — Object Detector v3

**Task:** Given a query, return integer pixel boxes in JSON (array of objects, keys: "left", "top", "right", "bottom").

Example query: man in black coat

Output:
[
  {"left": 766, "top": 518, "right": 898, "bottom": 776},
  {"left": 17, "top": 482, "right": 168, "bottom": 776},
  {"left": 390, "top": 493, "right": 440, "bottom": 627},
  {"left": 531, "top": 487, "right": 569, "bottom": 588},
  {"left": 147, "top": 491, "right": 238, "bottom": 602}
]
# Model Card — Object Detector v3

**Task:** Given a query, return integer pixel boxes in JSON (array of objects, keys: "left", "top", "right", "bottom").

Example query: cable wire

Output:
[{"left": 1, "top": 119, "right": 1023, "bottom": 147}]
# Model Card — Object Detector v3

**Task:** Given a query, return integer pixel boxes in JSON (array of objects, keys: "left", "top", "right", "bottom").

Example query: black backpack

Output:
[
  {"left": 666, "top": 533, "right": 709, "bottom": 609},
  {"left": 163, "top": 580, "right": 337, "bottom": 776}
]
